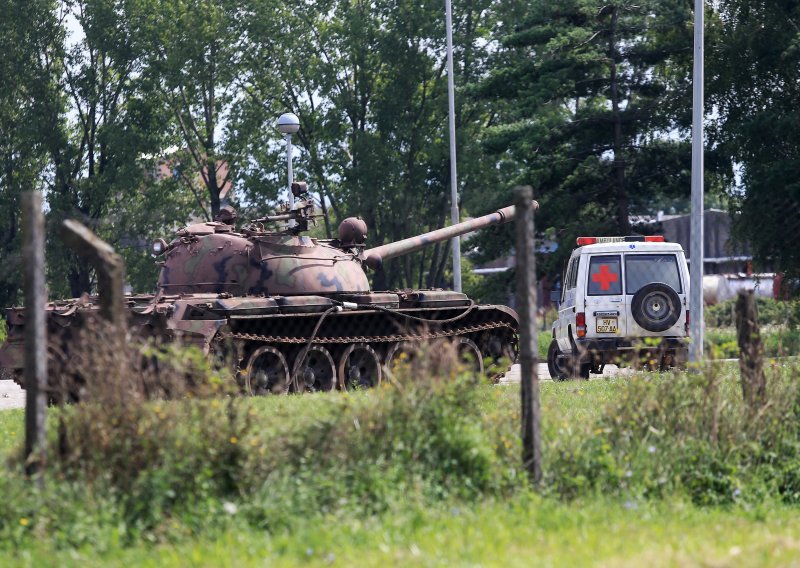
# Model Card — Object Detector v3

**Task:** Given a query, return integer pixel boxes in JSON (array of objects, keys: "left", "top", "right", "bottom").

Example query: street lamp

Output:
[
  {"left": 689, "top": 0, "right": 704, "bottom": 364},
  {"left": 445, "top": 0, "right": 462, "bottom": 292},
  {"left": 276, "top": 112, "right": 300, "bottom": 212}
]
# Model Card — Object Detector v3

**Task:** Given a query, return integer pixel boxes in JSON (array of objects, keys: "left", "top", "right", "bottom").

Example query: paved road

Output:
[
  {"left": 497, "top": 362, "right": 629, "bottom": 385},
  {"left": 0, "top": 380, "right": 25, "bottom": 411}
]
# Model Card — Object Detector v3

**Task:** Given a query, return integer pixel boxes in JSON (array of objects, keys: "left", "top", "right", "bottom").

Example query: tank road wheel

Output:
[
  {"left": 210, "top": 329, "right": 242, "bottom": 379},
  {"left": 292, "top": 346, "right": 337, "bottom": 393},
  {"left": 482, "top": 332, "right": 517, "bottom": 380},
  {"left": 338, "top": 343, "right": 382, "bottom": 390},
  {"left": 384, "top": 341, "right": 420, "bottom": 374},
  {"left": 244, "top": 346, "right": 291, "bottom": 395},
  {"left": 457, "top": 338, "right": 484, "bottom": 375}
]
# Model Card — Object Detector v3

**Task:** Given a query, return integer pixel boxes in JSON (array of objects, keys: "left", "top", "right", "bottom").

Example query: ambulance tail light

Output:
[{"left": 576, "top": 312, "right": 587, "bottom": 338}]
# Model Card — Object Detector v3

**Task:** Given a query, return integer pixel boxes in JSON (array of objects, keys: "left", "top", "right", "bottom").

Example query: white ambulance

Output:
[{"left": 548, "top": 236, "right": 690, "bottom": 379}]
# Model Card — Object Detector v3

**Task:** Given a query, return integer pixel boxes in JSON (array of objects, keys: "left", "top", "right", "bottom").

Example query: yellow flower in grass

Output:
[
  {"left": 19, "top": 518, "right": 29, "bottom": 526},
  {"left": 229, "top": 436, "right": 238, "bottom": 445}
]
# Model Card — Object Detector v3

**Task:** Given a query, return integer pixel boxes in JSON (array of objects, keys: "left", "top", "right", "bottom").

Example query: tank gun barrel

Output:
[
  {"left": 362, "top": 200, "right": 538, "bottom": 269},
  {"left": 254, "top": 213, "right": 294, "bottom": 222}
]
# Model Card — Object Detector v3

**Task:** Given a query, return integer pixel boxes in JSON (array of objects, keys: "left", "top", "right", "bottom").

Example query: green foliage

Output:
[
  {"left": 706, "top": 297, "right": 800, "bottom": 329},
  {"left": 0, "top": 0, "right": 60, "bottom": 308},
  {"left": 710, "top": 1, "right": 800, "bottom": 277},
  {"left": 706, "top": 328, "right": 800, "bottom": 360},
  {"left": 546, "top": 367, "right": 800, "bottom": 506},
  {"left": 234, "top": 0, "right": 521, "bottom": 290},
  {"left": 0, "top": 319, "right": 6, "bottom": 344},
  {"left": 462, "top": 269, "right": 514, "bottom": 305},
  {"left": 476, "top": 0, "right": 696, "bottom": 270},
  {"left": 705, "top": 328, "right": 740, "bottom": 359},
  {"left": 8, "top": 360, "right": 514, "bottom": 545},
  {"left": 3, "top": 365, "right": 800, "bottom": 555}
]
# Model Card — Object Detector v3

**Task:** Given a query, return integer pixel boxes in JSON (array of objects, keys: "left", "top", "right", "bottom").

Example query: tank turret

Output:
[{"left": 153, "top": 183, "right": 537, "bottom": 297}]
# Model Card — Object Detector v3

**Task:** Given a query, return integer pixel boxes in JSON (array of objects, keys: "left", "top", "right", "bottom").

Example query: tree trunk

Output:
[{"left": 68, "top": 256, "right": 93, "bottom": 298}]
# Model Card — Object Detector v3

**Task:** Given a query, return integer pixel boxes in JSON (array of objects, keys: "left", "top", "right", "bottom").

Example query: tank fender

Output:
[
  {"left": 167, "top": 318, "right": 227, "bottom": 354},
  {"left": 0, "top": 342, "right": 24, "bottom": 371}
]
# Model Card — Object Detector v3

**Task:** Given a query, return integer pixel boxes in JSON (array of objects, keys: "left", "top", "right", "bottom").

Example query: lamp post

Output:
[
  {"left": 276, "top": 112, "right": 300, "bottom": 212},
  {"left": 689, "top": 0, "right": 704, "bottom": 364},
  {"left": 445, "top": 0, "right": 462, "bottom": 292}
]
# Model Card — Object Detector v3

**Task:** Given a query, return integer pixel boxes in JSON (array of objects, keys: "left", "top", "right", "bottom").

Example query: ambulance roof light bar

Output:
[{"left": 576, "top": 235, "right": 665, "bottom": 246}]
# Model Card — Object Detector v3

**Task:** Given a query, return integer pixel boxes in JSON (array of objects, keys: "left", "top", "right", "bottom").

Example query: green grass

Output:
[
  {"left": 2, "top": 369, "right": 800, "bottom": 565},
  {"left": 125, "top": 502, "right": 800, "bottom": 567},
  {"left": 5, "top": 492, "right": 800, "bottom": 566},
  {"left": 0, "top": 409, "right": 22, "bottom": 456}
]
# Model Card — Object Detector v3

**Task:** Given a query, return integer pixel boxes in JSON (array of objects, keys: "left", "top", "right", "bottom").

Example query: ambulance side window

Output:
[
  {"left": 562, "top": 257, "right": 579, "bottom": 302},
  {"left": 569, "top": 258, "right": 579, "bottom": 289}
]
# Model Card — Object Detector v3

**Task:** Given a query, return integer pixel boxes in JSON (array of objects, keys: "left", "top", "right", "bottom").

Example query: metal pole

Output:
[
  {"left": 22, "top": 192, "right": 47, "bottom": 475},
  {"left": 514, "top": 186, "right": 541, "bottom": 486},
  {"left": 286, "top": 133, "right": 295, "bottom": 210},
  {"left": 445, "top": 0, "right": 462, "bottom": 292},
  {"left": 689, "top": 0, "right": 704, "bottom": 364}
]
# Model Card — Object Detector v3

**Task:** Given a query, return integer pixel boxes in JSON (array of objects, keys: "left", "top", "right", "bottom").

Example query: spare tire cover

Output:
[{"left": 631, "top": 283, "right": 682, "bottom": 332}]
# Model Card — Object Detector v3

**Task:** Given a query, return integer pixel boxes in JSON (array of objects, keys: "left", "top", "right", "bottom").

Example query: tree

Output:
[
  {"left": 710, "top": 1, "right": 800, "bottom": 278},
  {"left": 41, "top": 0, "right": 176, "bottom": 298},
  {"left": 0, "top": 0, "right": 61, "bottom": 307},
  {"left": 478, "top": 0, "right": 694, "bottom": 276},
  {"left": 236, "top": 0, "right": 516, "bottom": 290},
  {"left": 124, "top": 0, "right": 251, "bottom": 220}
]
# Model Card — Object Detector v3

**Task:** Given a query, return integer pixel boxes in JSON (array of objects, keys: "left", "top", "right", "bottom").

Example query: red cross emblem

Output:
[{"left": 592, "top": 264, "right": 618, "bottom": 291}]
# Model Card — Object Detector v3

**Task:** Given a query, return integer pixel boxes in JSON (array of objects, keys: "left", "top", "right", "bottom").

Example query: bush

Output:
[
  {"left": 706, "top": 297, "right": 800, "bottom": 329},
  {"left": 706, "top": 328, "right": 800, "bottom": 359},
  {"left": 546, "top": 364, "right": 800, "bottom": 505},
  {"left": 1, "top": 339, "right": 518, "bottom": 546},
  {"left": 3, "top": 328, "right": 800, "bottom": 552}
]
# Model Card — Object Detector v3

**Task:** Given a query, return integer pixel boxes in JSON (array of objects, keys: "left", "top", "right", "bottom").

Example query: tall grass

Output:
[
  {"left": 0, "top": 338, "right": 521, "bottom": 549},
  {"left": 545, "top": 364, "right": 800, "bottom": 505},
  {"left": 1, "top": 328, "right": 800, "bottom": 552}
]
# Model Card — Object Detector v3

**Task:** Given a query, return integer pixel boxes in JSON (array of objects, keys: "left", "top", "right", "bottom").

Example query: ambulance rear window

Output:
[
  {"left": 587, "top": 255, "right": 622, "bottom": 296},
  {"left": 625, "top": 254, "right": 682, "bottom": 294}
]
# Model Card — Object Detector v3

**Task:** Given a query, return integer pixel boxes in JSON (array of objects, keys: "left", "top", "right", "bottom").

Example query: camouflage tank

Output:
[{"left": 1, "top": 182, "right": 536, "bottom": 394}]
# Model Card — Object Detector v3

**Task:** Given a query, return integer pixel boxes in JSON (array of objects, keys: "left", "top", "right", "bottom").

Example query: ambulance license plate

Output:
[{"left": 596, "top": 317, "right": 618, "bottom": 333}]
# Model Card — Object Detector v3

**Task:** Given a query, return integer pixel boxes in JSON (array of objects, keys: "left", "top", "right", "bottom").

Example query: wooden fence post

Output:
[
  {"left": 735, "top": 289, "right": 765, "bottom": 412},
  {"left": 59, "top": 220, "right": 126, "bottom": 331},
  {"left": 514, "top": 186, "right": 542, "bottom": 486},
  {"left": 22, "top": 192, "right": 47, "bottom": 475}
]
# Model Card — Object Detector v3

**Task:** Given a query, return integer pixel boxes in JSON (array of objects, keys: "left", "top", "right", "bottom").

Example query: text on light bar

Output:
[{"left": 576, "top": 235, "right": 665, "bottom": 246}]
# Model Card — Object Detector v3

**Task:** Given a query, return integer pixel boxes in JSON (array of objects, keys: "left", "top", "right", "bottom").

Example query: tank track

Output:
[
  {"left": 221, "top": 320, "right": 514, "bottom": 344},
  {"left": 213, "top": 308, "right": 518, "bottom": 395}
]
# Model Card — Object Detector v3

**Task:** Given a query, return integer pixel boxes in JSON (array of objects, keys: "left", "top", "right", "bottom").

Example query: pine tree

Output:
[{"left": 478, "top": 0, "right": 693, "bottom": 271}]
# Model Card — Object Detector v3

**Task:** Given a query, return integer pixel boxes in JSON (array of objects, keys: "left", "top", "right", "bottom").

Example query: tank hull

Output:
[{"left": 0, "top": 290, "right": 518, "bottom": 394}]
